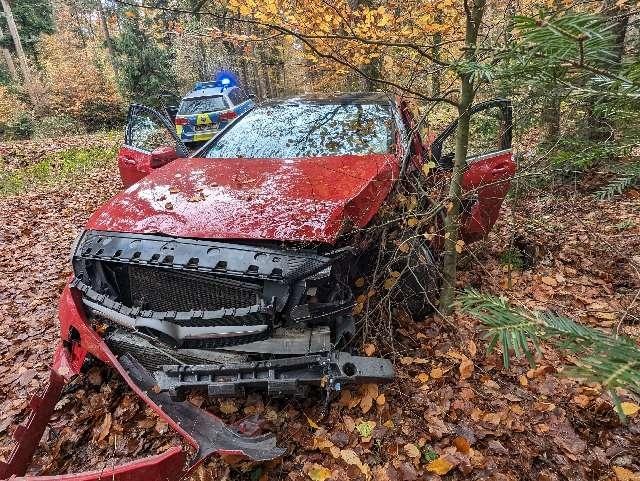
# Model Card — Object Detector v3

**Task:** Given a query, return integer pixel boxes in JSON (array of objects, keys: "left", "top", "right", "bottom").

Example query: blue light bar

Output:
[{"left": 214, "top": 70, "right": 239, "bottom": 88}]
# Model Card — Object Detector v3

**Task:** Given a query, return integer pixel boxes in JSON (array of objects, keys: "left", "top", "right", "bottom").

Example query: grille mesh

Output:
[
  {"left": 128, "top": 265, "right": 260, "bottom": 312},
  {"left": 105, "top": 329, "right": 249, "bottom": 370}
]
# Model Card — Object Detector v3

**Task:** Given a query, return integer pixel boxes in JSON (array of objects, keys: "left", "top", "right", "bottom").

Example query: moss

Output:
[{"left": 0, "top": 145, "right": 117, "bottom": 197}]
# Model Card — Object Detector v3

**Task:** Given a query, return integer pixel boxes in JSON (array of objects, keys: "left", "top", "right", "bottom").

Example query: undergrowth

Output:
[
  {"left": 0, "top": 146, "right": 117, "bottom": 197},
  {"left": 460, "top": 289, "right": 640, "bottom": 421}
]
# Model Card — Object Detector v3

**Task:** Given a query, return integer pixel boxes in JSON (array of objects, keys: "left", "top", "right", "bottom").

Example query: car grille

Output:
[
  {"left": 127, "top": 265, "right": 261, "bottom": 312},
  {"left": 105, "top": 329, "right": 250, "bottom": 370}
]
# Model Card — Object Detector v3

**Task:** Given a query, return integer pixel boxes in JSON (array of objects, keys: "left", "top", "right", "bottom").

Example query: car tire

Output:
[{"left": 389, "top": 237, "right": 441, "bottom": 320}]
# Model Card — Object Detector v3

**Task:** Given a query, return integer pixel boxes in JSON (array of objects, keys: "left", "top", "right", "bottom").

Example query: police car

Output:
[{"left": 175, "top": 76, "right": 255, "bottom": 144}]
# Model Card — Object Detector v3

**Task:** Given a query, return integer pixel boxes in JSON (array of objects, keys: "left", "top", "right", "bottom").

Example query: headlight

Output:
[{"left": 69, "top": 229, "right": 86, "bottom": 264}]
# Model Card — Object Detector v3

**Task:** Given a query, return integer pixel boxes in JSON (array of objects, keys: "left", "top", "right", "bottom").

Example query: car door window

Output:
[
  {"left": 228, "top": 87, "right": 248, "bottom": 106},
  {"left": 235, "top": 88, "right": 249, "bottom": 103},
  {"left": 125, "top": 105, "right": 187, "bottom": 155},
  {"left": 431, "top": 99, "right": 512, "bottom": 167}
]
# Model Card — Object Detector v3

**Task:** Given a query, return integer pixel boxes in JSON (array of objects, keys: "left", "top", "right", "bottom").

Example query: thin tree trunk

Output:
[
  {"left": 587, "top": 0, "right": 630, "bottom": 142},
  {"left": 0, "top": 24, "right": 17, "bottom": 81},
  {"left": 96, "top": 0, "right": 119, "bottom": 78},
  {"left": 1, "top": 47, "right": 16, "bottom": 80},
  {"left": 431, "top": 11, "right": 443, "bottom": 97},
  {"left": 236, "top": 21, "right": 250, "bottom": 88},
  {"left": 259, "top": 46, "right": 273, "bottom": 98},
  {"left": 439, "top": 0, "right": 486, "bottom": 314},
  {"left": 541, "top": 91, "right": 561, "bottom": 144},
  {"left": 0, "top": 0, "right": 36, "bottom": 104}
]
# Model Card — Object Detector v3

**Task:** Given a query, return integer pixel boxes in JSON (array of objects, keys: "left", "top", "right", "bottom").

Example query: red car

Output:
[{"left": 2, "top": 94, "right": 515, "bottom": 481}]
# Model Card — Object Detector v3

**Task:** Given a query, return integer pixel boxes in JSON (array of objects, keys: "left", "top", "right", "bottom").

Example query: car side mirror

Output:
[{"left": 150, "top": 146, "right": 178, "bottom": 168}]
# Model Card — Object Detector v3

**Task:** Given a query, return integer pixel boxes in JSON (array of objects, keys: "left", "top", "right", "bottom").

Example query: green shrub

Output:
[
  {"left": 0, "top": 145, "right": 117, "bottom": 197},
  {"left": 499, "top": 247, "right": 524, "bottom": 270},
  {"left": 3, "top": 111, "right": 34, "bottom": 140},
  {"left": 31, "top": 115, "right": 86, "bottom": 139}
]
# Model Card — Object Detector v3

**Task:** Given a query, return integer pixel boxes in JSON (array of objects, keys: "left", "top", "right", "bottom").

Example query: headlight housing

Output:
[{"left": 69, "top": 229, "right": 86, "bottom": 265}]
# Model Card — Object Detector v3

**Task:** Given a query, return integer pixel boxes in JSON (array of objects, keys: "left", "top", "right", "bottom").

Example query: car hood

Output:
[{"left": 86, "top": 154, "right": 398, "bottom": 243}]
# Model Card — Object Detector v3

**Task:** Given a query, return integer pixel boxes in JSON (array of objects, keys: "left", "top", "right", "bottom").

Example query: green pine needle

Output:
[{"left": 459, "top": 289, "right": 640, "bottom": 421}]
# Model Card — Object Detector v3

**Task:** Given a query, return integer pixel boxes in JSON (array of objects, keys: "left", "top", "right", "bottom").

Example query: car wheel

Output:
[{"left": 389, "top": 237, "right": 441, "bottom": 320}]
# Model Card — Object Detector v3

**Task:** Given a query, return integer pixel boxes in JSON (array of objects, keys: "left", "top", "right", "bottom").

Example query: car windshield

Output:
[
  {"left": 178, "top": 96, "right": 228, "bottom": 115},
  {"left": 203, "top": 101, "right": 394, "bottom": 158}
]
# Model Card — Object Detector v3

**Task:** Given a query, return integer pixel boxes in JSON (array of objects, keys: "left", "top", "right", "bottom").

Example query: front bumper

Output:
[{"left": 0, "top": 283, "right": 394, "bottom": 480}]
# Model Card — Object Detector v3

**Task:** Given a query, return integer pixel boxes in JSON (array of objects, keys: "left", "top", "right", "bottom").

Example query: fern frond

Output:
[
  {"left": 460, "top": 290, "right": 640, "bottom": 421},
  {"left": 459, "top": 290, "right": 542, "bottom": 368},
  {"left": 595, "top": 175, "right": 639, "bottom": 200}
]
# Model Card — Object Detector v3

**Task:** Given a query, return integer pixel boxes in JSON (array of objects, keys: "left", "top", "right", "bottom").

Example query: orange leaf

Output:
[
  {"left": 363, "top": 343, "right": 376, "bottom": 356},
  {"left": 360, "top": 394, "right": 373, "bottom": 414},
  {"left": 613, "top": 466, "right": 640, "bottom": 481},
  {"left": 426, "top": 457, "right": 454, "bottom": 475},
  {"left": 453, "top": 436, "right": 470, "bottom": 454},
  {"left": 459, "top": 357, "right": 474, "bottom": 380},
  {"left": 621, "top": 402, "right": 640, "bottom": 416},
  {"left": 306, "top": 463, "right": 333, "bottom": 481}
]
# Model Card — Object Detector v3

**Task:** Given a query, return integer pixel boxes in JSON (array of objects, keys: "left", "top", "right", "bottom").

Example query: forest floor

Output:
[{"left": 0, "top": 135, "right": 639, "bottom": 481}]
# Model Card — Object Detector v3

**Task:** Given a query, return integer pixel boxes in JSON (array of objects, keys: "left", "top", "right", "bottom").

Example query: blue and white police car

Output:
[{"left": 175, "top": 75, "right": 255, "bottom": 144}]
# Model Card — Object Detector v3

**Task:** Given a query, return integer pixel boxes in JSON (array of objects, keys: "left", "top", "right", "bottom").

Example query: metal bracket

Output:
[{"left": 153, "top": 352, "right": 395, "bottom": 399}]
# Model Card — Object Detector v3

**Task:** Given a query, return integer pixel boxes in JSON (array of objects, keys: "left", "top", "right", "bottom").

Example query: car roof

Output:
[
  {"left": 261, "top": 92, "right": 393, "bottom": 106},
  {"left": 182, "top": 86, "right": 235, "bottom": 100}
]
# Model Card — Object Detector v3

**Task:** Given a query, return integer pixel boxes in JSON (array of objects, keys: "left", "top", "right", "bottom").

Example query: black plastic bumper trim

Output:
[{"left": 154, "top": 352, "right": 395, "bottom": 398}]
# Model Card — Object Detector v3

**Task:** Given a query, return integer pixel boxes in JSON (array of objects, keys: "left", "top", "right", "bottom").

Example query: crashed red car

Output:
[{"left": 1, "top": 93, "right": 515, "bottom": 480}]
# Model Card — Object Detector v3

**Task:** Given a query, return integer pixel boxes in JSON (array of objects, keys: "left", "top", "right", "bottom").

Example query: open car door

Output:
[
  {"left": 117, "top": 104, "right": 189, "bottom": 188},
  {"left": 430, "top": 99, "right": 516, "bottom": 242}
]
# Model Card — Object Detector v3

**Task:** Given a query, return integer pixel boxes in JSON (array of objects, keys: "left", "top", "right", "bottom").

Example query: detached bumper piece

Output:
[
  {"left": 0, "top": 343, "right": 285, "bottom": 481},
  {"left": 119, "top": 355, "right": 286, "bottom": 462},
  {"left": 73, "top": 277, "right": 273, "bottom": 349},
  {"left": 154, "top": 352, "right": 395, "bottom": 399}
]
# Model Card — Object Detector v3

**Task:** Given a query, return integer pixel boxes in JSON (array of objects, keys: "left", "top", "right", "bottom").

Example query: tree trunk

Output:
[
  {"left": 541, "top": 92, "right": 561, "bottom": 144},
  {"left": 0, "top": 0, "right": 37, "bottom": 104},
  {"left": 96, "top": 0, "right": 119, "bottom": 78},
  {"left": 438, "top": 0, "right": 486, "bottom": 314},
  {"left": 1, "top": 47, "right": 16, "bottom": 81},
  {"left": 262, "top": 63, "right": 273, "bottom": 98},
  {"left": 0, "top": 24, "right": 17, "bottom": 81},
  {"left": 587, "top": 0, "right": 630, "bottom": 142},
  {"left": 431, "top": 10, "right": 443, "bottom": 97}
]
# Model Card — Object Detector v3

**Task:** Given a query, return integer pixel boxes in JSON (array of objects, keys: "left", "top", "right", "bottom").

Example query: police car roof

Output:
[{"left": 182, "top": 86, "right": 232, "bottom": 100}]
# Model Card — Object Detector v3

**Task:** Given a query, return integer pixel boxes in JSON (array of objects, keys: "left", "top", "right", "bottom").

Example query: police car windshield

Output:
[
  {"left": 179, "top": 96, "right": 228, "bottom": 115},
  {"left": 203, "top": 101, "right": 394, "bottom": 159}
]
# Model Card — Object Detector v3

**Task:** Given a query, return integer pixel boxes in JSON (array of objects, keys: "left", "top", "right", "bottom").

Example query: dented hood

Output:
[{"left": 87, "top": 154, "right": 398, "bottom": 243}]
